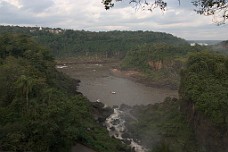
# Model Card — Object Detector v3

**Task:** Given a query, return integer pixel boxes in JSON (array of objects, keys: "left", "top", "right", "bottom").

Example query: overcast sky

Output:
[{"left": 0, "top": 0, "right": 227, "bottom": 40}]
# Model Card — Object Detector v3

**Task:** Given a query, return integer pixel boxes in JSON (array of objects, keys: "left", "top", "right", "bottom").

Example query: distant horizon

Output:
[{"left": 0, "top": 0, "right": 227, "bottom": 40}]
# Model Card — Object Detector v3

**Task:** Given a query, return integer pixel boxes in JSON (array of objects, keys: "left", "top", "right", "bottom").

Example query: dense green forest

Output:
[
  {"left": 0, "top": 25, "right": 188, "bottom": 57},
  {"left": 179, "top": 52, "right": 228, "bottom": 152},
  {"left": 0, "top": 34, "right": 129, "bottom": 152},
  {"left": 0, "top": 25, "right": 227, "bottom": 152},
  {"left": 180, "top": 52, "right": 228, "bottom": 125},
  {"left": 120, "top": 43, "right": 209, "bottom": 88},
  {"left": 122, "top": 52, "right": 228, "bottom": 152}
]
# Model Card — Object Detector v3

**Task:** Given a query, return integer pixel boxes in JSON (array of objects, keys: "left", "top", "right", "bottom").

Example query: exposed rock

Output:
[
  {"left": 110, "top": 126, "right": 115, "bottom": 131},
  {"left": 148, "top": 60, "right": 163, "bottom": 70},
  {"left": 122, "top": 139, "right": 131, "bottom": 145},
  {"left": 181, "top": 101, "right": 228, "bottom": 152},
  {"left": 91, "top": 102, "right": 114, "bottom": 124},
  {"left": 111, "top": 119, "right": 121, "bottom": 125}
]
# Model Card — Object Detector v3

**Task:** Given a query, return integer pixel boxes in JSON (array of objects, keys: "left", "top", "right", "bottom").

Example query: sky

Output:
[{"left": 0, "top": 0, "right": 227, "bottom": 40}]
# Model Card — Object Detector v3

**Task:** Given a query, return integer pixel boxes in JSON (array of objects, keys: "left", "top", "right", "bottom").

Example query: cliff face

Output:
[
  {"left": 178, "top": 52, "right": 228, "bottom": 152},
  {"left": 148, "top": 60, "right": 163, "bottom": 70},
  {"left": 148, "top": 59, "right": 183, "bottom": 71},
  {"left": 181, "top": 101, "right": 228, "bottom": 152}
]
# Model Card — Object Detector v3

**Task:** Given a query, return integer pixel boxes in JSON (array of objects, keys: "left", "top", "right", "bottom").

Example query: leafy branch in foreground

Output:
[
  {"left": 193, "top": 0, "right": 228, "bottom": 25},
  {"left": 102, "top": 0, "right": 228, "bottom": 24},
  {"left": 102, "top": 0, "right": 167, "bottom": 11}
]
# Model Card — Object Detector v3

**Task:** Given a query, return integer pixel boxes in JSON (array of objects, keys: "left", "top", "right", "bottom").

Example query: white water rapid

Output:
[{"left": 105, "top": 108, "right": 147, "bottom": 152}]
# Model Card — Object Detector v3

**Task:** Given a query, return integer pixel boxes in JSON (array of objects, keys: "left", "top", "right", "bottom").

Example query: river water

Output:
[
  {"left": 57, "top": 62, "right": 178, "bottom": 152},
  {"left": 58, "top": 63, "right": 177, "bottom": 106},
  {"left": 79, "top": 75, "right": 178, "bottom": 106}
]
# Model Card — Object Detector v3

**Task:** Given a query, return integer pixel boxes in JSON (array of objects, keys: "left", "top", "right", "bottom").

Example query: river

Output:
[
  {"left": 57, "top": 62, "right": 178, "bottom": 152},
  {"left": 57, "top": 62, "right": 177, "bottom": 106}
]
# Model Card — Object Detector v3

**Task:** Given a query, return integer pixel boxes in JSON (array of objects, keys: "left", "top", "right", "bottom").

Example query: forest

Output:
[
  {"left": 120, "top": 43, "right": 209, "bottom": 88},
  {"left": 0, "top": 25, "right": 188, "bottom": 57},
  {"left": 122, "top": 52, "right": 228, "bottom": 152},
  {"left": 0, "top": 26, "right": 228, "bottom": 152},
  {"left": 0, "top": 34, "right": 130, "bottom": 152},
  {"left": 0, "top": 25, "right": 209, "bottom": 89},
  {"left": 180, "top": 52, "right": 228, "bottom": 125}
]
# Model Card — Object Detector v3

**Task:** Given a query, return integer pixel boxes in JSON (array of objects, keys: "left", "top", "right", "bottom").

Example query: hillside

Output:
[
  {"left": 180, "top": 52, "right": 228, "bottom": 152},
  {"left": 118, "top": 98, "right": 199, "bottom": 152},
  {"left": 120, "top": 43, "right": 209, "bottom": 89},
  {"left": 212, "top": 40, "right": 228, "bottom": 54},
  {"left": 0, "top": 25, "right": 188, "bottom": 57},
  {"left": 220, "top": 40, "right": 228, "bottom": 47},
  {"left": 117, "top": 52, "right": 228, "bottom": 152},
  {"left": 0, "top": 34, "right": 129, "bottom": 152},
  {"left": 1, "top": 26, "right": 227, "bottom": 152}
]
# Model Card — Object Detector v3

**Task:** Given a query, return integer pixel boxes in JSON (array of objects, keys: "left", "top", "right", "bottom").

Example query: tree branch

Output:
[{"left": 102, "top": 0, "right": 228, "bottom": 24}]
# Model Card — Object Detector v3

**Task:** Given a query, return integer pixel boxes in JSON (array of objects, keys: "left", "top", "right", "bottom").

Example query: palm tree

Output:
[{"left": 16, "top": 75, "right": 34, "bottom": 108}]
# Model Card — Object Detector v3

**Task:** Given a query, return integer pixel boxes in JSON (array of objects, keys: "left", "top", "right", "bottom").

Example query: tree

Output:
[
  {"left": 102, "top": 0, "right": 228, "bottom": 25},
  {"left": 16, "top": 75, "right": 35, "bottom": 108},
  {"left": 193, "top": 0, "right": 228, "bottom": 25}
]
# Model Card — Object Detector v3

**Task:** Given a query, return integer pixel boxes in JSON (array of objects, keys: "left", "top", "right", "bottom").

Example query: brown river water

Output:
[{"left": 57, "top": 62, "right": 178, "bottom": 106}]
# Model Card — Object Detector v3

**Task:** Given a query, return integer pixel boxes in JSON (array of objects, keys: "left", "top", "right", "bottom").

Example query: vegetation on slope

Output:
[
  {"left": 121, "top": 52, "right": 228, "bottom": 152},
  {"left": 179, "top": 52, "right": 228, "bottom": 126},
  {"left": 122, "top": 98, "right": 199, "bottom": 152},
  {"left": 120, "top": 43, "right": 208, "bottom": 88},
  {"left": 0, "top": 34, "right": 129, "bottom": 152},
  {"left": 179, "top": 52, "right": 228, "bottom": 152},
  {"left": 1, "top": 26, "right": 227, "bottom": 152},
  {"left": 0, "top": 25, "right": 188, "bottom": 57}
]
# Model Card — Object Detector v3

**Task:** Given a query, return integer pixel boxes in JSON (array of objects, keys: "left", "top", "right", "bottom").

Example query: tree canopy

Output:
[
  {"left": 0, "top": 34, "right": 129, "bottom": 152},
  {"left": 179, "top": 52, "right": 228, "bottom": 126},
  {"left": 0, "top": 25, "right": 188, "bottom": 58}
]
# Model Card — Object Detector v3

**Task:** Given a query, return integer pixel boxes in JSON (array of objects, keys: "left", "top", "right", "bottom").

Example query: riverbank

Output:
[
  {"left": 56, "top": 58, "right": 179, "bottom": 90},
  {"left": 56, "top": 59, "right": 179, "bottom": 152},
  {"left": 110, "top": 68, "right": 178, "bottom": 90},
  {"left": 56, "top": 62, "right": 177, "bottom": 106},
  {"left": 56, "top": 56, "right": 120, "bottom": 65}
]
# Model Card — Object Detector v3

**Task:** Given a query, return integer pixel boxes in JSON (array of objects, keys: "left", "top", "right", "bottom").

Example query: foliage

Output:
[
  {"left": 152, "top": 141, "right": 173, "bottom": 152},
  {"left": 120, "top": 43, "right": 207, "bottom": 88},
  {"left": 192, "top": 0, "right": 228, "bottom": 25},
  {"left": 124, "top": 98, "right": 200, "bottom": 152},
  {"left": 179, "top": 52, "right": 228, "bottom": 126},
  {"left": 102, "top": 0, "right": 167, "bottom": 11},
  {"left": 102, "top": 0, "right": 228, "bottom": 24},
  {"left": 0, "top": 25, "right": 188, "bottom": 58},
  {"left": 0, "top": 34, "right": 129, "bottom": 152}
]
